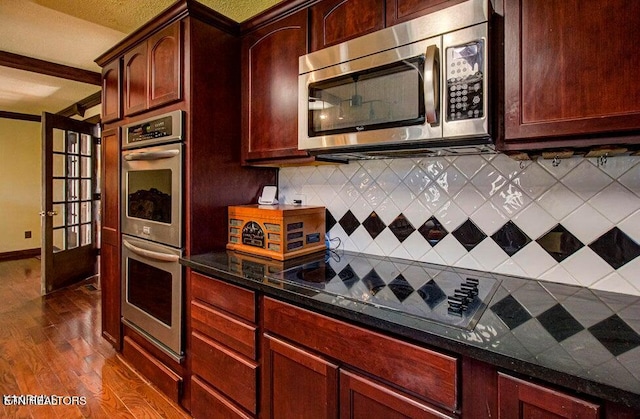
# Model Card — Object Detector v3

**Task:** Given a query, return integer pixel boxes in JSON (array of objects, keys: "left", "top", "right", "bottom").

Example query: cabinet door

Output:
[
  {"left": 123, "top": 42, "right": 148, "bottom": 116},
  {"left": 241, "top": 9, "right": 310, "bottom": 163},
  {"left": 498, "top": 373, "right": 600, "bottom": 418},
  {"left": 100, "top": 128, "right": 121, "bottom": 349},
  {"left": 147, "top": 22, "right": 181, "bottom": 110},
  {"left": 262, "top": 334, "right": 338, "bottom": 419},
  {"left": 309, "top": 0, "right": 385, "bottom": 51},
  {"left": 340, "top": 370, "right": 454, "bottom": 419},
  {"left": 101, "top": 60, "right": 120, "bottom": 123},
  {"left": 386, "top": 0, "right": 466, "bottom": 27},
  {"left": 502, "top": 0, "right": 640, "bottom": 149}
]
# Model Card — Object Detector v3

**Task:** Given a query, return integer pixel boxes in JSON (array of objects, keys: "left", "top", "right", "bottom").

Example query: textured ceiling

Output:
[{"left": 0, "top": 0, "right": 282, "bottom": 115}]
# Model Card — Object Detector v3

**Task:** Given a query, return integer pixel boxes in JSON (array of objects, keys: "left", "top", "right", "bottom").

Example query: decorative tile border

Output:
[{"left": 279, "top": 154, "right": 640, "bottom": 295}]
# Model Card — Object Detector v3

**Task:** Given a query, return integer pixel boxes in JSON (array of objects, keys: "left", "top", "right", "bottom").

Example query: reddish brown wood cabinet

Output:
[
  {"left": 501, "top": 0, "right": 640, "bottom": 151},
  {"left": 386, "top": 0, "right": 467, "bottom": 27},
  {"left": 498, "top": 373, "right": 601, "bottom": 419},
  {"left": 241, "top": 9, "right": 312, "bottom": 165},
  {"left": 101, "top": 60, "right": 120, "bottom": 123},
  {"left": 123, "top": 21, "right": 181, "bottom": 117}
]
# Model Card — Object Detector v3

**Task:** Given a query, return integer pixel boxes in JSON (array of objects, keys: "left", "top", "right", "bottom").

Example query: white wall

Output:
[{"left": 0, "top": 118, "right": 42, "bottom": 253}]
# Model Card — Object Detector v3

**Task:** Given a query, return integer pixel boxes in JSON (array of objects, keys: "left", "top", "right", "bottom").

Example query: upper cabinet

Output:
[
  {"left": 101, "top": 60, "right": 121, "bottom": 123},
  {"left": 386, "top": 0, "right": 467, "bottom": 27},
  {"left": 501, "top": 0, "right": 640, "bottom": 151},
  {"left": 122, "top": 21, "right": 182, "bottom": 117},
  {"left": 241, "top": 9, "right": 311, "bottom": 164}
]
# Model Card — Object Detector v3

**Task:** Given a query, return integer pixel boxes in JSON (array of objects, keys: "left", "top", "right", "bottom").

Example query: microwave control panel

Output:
[{"left": 446, "top": 40, "right": 484, "bottom": 122}]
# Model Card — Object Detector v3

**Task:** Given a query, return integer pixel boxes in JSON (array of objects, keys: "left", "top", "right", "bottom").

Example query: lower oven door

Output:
[{"left": 121, "top": 234, "right": 183, "bottom": 361}]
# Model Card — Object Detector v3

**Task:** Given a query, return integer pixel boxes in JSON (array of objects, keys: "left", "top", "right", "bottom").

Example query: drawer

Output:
[
  {"left": 191, "top": 375, "right": 254, "bottom": 419},
  {"left": 191, "top": 271, "right": 256, "bottom": 322},
  {"left": 192, "top": 331, "right": 258, "bottom": 414},
  {"left": 263, "top": 297, "right": 459, "bottom": 411},
  {"left": 191, "top": 300, "right": 257, "bottom": 359}
]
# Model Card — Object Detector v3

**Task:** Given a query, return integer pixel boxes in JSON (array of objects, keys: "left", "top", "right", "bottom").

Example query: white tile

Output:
[
  {"left": 512, "top": 202, "right": 557, "bottom": 241},
  {"left": 373, "top": 228, "right": 400, "bottom": 255},
  {"left": 470, "top": 201, "right": 508, "bottom": 236},
  {"left": 511, "top": 242, "right": 557, "bottom": 278},
  {"left": 519, "top": 163, "right": 557, "bottom": 199},
  {"left": 307, "top": 167, "right": 327, "bottom": 186},
  {"left": 388, "top": 158, "right": 417, "bottom": 180},
  {"left": 351, "top": 167, "right": 374, "bottom": 192},
  {"left": 617, "top": 256, "right": 640, "bottom": 292},
  {"left": 470, "top": 238, "right": 508, "bottom": 271},
  {"left": 327, "top": 194, "right": 349, "bottom": 221},
  {"left": 560, "top": 203, "right": 613, "bottom": 245},
  {"left": 493, "top": 259, "right": 528, "bottom": 277},
  {"left": 418, "top": 158, "right": 449, "bottom": 180},
  {"left": 418, "top": 183, "right": 447, "bottom": 211},
  {"left": 401, "top": 230, "right": 430, "bottom": 260},
  {"left": 312, "top": 184, "right": 335, "bottom": 206},
  {"left": 350, "top": 196, "right": 373, "bottom": 222},
  {"left": 300, "top": 185, "right": 318, "bottom": 205},
  {"left": 327, "top": 169, "right": 348, "bottom": 194},
  {"left": 560, "top": 160, "right": 612, "bottom": 200},
  {"left": 432, "top": 234, "right": 467, "bottom": 265},
  {"left": 403, "top": 199, "right": 431, "bottom": 229},
  {"left": 537, "top": 264, "right": 581, "bottom": 286},
  {"left": 327, "top": 223, "right": 347, "bottom": 245},
  {"left": 589, "top": 182, "right": 640, "bottom": 223},
  {"left": 341, "top": 182, "right": 361, "bottom": 202},
  {"left": 363, "top": 182, "right": 386, "bottom": 208},
  {"left": 592, "top": 272, "right": 640, "bottom": 296},
  {"left": 453, "top": 184, "right": 486, "bottom": 216},
  {"left": 419, "top": 248, "right": 447, "bottom": 265},
  {"left": 470, "top": 164, "right": 507, "bottom": 197},
  {"left": 403, "top": 166, "right": 430, "bottom": 195},
  {"left": 339, "top": 161, "right": 361, "bottom": 180},
  {"left": 592, "top": 156, "right": 639, "bottom": 179},
  {"left": 618, "top": 210, "right": 640, "bottom": 244},
  {"left": 377, "top": 167, "right": 402, "bottom": 195},
  {"left": 435, "top": 200, "right": 467, "bottom": 232},
  {"left": 453, "top": 155, "right": 488, "bottom": 179},
  {"left": 388, "top": 183, "right": 416, "bottom": 212},
  {"left": 560, "top": 247, "right": 614, "bottom": 287},
  {"left": 362, "top": 159, "right": 389, "bottom": 180},
  {"left": 454, "top": 253, "right": 483, "bottom": 271},
  {"left": 536, "top": 183, "right": 583, "bottom": 221},
  {"left": 435, "top": 166, "right": 466, "bottom": 196},
  {"left": 316, "top": 164, "right": 337, "bottom": 180},
  {"left": 538, "top": 155, "right": 582, "bottom": 179},
  {"left": 491, "top": 153, "right": 523, "bottom": 179},
  {"left": 349, "top": 226, "right": 374, "bottom": 251},
  {"left": 490, "top": 183, "right": 531, "bottom": 216},
  {"left": 376, "top": 197, "right": 401, "bottom": 226},
  {"left": 390, "top": 245, "right": 414, "bottom": 261},
  {"left": 363, "top": 240, "right": 386, "bottom": 257},
  {"left": 618, "top": 160, "right": 640, "bottom": 195}
]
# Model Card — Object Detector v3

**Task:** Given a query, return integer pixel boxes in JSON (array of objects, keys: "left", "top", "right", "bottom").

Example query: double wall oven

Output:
[{"left": 120, "top": 110, "right": 184, "bottom": 362}]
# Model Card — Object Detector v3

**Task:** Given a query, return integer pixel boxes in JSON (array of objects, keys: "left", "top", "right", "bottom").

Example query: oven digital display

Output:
[
  {"left": 127, "top": 115, "right": 173, "bottom": 143},
  {"left": 242, "top": 221, "right": 265, "bottom": 248}
]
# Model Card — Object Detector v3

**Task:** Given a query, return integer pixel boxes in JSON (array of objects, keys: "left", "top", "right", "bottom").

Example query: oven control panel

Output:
[{"left": 122, "top": 110, "right": 183, "bottom": 149}]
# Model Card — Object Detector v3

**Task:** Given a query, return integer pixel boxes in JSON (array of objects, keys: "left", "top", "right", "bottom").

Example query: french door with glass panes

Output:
[{"left": 41, "top": 112, "right": 99, "bottom": 294}]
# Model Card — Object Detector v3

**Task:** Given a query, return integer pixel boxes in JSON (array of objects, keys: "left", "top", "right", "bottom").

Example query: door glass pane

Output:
[
  {"left": 81, "top": 180, "right": 92, "bottom": 200},
  {"left": 53, "top": 228, "right": 64, "bottom": 252},
  {"left": 81, "top": 156, "right": 91, "bottom": 178},
  {"left": 53, "top": 179, "right": 66, "bottom": 202},
  {"left": 67, "top": 155, "right": 79, "bottom": 178},
  {"left": 66, "top": 225, "right": 78, "bottom": 249},
  {"left": 52, "top": 204, "right": 65, "bottom": 228},
  {"left": 80, "top": 202, "right": 91, "bottom": 223},
  {"left": 67, "top": 202, "right": 79, "bottom": 226},
  {"left": 127, "top": 169, "right": 172, "bottom": 223},
  {"left": 53, "top": 154, "right": 66, "bottom": 177},
  {"left": 52, "top": 129, "right": 65, "bottom": 152},
  {"left": 80, "top": 134, "right": 92, "bottom": 156},
  {"left": 81, "top": 224, "right": 91, "bottom": 246},
  {"left": 67, "top": 179, "right": 79, "bottom": 201},
  {"left": 67, "top": 132, "right": 79, "bottom": 154}
]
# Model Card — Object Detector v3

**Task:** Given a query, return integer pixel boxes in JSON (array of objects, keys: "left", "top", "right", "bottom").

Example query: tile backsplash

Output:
[{"left": 278, "top": 153, "right": 640, "bottom": 296}]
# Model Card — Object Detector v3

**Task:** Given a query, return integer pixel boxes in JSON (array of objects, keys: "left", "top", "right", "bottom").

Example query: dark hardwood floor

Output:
[{"left": 0, "top": 257, "right": 191, "bottom": 418}]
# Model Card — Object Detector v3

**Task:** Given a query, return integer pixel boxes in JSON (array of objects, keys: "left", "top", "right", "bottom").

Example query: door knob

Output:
[{"left": 40, "top": 210, "right": 58, "bottom": 217}]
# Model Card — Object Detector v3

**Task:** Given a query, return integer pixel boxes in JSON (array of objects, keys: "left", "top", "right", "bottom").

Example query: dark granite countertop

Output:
[{"left": 181, "top": 249, "right": 640, "bottom": 410}]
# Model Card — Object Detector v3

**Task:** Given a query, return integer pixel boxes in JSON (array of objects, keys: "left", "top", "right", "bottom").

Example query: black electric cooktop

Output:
[{"left": 267, "top": 251, "right": 501, "bottom": 330}]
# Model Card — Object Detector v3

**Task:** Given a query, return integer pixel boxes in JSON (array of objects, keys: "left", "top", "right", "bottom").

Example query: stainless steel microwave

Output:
[{"left": 298, "top": 0, "right": 494, "bottom": 159}]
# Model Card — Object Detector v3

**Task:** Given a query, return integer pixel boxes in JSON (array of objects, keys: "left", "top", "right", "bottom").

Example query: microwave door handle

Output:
[
  {"left": 424, "top": 44, "right": 440, "bottom": 124},
  {"left": 124, "top": 149, "right": 180, "bottom": 161},
  {"left": 123, "top": 239, "right": 179, "bottom": 263}
]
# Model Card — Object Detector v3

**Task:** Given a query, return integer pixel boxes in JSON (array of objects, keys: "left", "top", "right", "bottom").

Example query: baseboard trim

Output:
[{"left": 0, "top": 248, "right": 41, "bottom": 261}]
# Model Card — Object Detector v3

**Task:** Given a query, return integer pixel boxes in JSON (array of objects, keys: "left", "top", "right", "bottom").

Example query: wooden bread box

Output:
[{"left": 227, "top": 205, "right": 326, "bottom": 260}]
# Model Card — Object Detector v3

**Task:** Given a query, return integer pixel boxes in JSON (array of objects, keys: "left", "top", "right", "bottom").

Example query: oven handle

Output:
[
  {"left": 424, "top": 44, "right": 439, "bottom": 125},
  {"left": 123, "top": 239, "right": 179, "bottom": 263},
  {"left": 123, "top": 149, "right": 180, "bottom": 161}
]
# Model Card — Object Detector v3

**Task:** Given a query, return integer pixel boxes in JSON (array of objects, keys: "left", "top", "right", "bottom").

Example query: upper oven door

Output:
[
  {"left": 121, "top": 142, "right": 182, "bottom": 248},
  {"left": 299, "top": 36, "right": 442, "bottom": 152}
]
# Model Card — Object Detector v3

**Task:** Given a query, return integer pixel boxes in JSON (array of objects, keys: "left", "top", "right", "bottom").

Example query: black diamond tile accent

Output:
[
  {"left": 338, "top": 264, "right": 357, "bottom": 287},
  {"left": 537, "top": 304, "right": 584, "bottom": 343},
  {"left": 388, "top": 274, "right": 415, "bottom": 302},
  {"left": 418, "top": 216, "right": 448, "bottom": 246},
  {"left": 361, "top": 269, "right": 386, "bottom": 295},
  {"left": 362, "top": 212, "right": 386, "bottom": 239},
  {"left": 416, "top": 279, "right": 446, "bottom": 309},
  {"left": 388, "top": 214, "right": 415, "bottom": 243},
  {"left": 491, "top": 221, "right": 531, "bottom": 256},
  {"left": 452, "top": 219, "right": 487, "bottom": 251},
  {"left": 536, "top": 224, "right": 583, "bottom": 262},
  {"left": 589, "top": 227, "right": 640, "bottom": 269},
  {"left": 491, "top": 294, "right": 532, "bottom": 330},
  {"left": 588, "top": 314, "right": 640, "bottom": 356},
  {"left": 339, "top": 210, "right": 360, "bottom": 236},
  {"left": 326, "top": 209, "right": 336, "bottom": 232}
]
